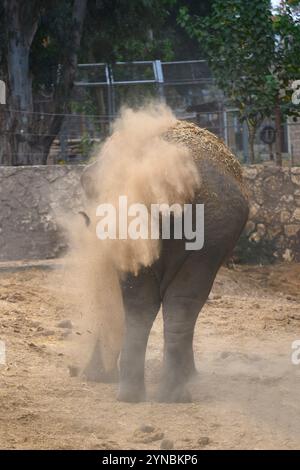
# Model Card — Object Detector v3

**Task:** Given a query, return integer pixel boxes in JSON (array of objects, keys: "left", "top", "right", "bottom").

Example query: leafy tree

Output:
[
  {"left": 80, "top": 1, "right": 214, "bottom": 63},
  {"left": 77, "top": 1, "right": 214, "bottom": 128},
  {"left": 271, "top": 1, "right": 300, "bottom": 165},
  {"left": 0, "top": 0, "right": 177, "bottom": 165},
  {"left": 179, "top": 0, "right": 300, "bottom": 165},
  {"left": 159, "top": 0, "right": 214, "bottom": 60},
  {"left": 178, "top": 0, "right": 276, "bottom": 164},
  {"left": 0, "top": 0, "right": 88, "bottom": 165},
  {"left": 81, "top": 0, "right": 177, "bottom": 63}
]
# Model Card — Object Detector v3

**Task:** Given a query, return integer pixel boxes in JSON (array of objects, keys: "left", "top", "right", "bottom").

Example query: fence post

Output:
[
  {"left": 242, "top": 120, "right": 249, "bottom": 164},
  {"left": 59, "top": 128, "right": 67, "bottom": 163},
  {"left": 0, "top": 80, "right": 5, "bottom": 104},
  {"left": 106, "top": 64, "right": 115, "bottom": 131},
  {"left": 222, "top": 110, "right": 228, "bottom": 145},
  {"left": 153, "top": 60, "right": 165, "bottom": 102}
]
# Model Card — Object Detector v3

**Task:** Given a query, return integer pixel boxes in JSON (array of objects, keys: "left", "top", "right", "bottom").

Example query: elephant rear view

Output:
[{"left": 80, "top": 110, "right": 249, "bottom": 403}]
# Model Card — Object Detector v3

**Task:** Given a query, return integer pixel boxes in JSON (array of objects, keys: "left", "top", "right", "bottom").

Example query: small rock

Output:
[
  {"left": 60, "top": 329, "right": 72, "bottom": 339},
  {"left": 198, "top": 436, "right": 210, "bottom": 447},
  {"left": 282, "top": 249, "right": 294, "bottom": 262},
  {"left": 286, "top": 295, "right": 297, "bottom": 302},
  {"left": 160, "top": 439, "right": 174, "bottom": 450},
  {"left": 288, "top": 312, "right": 300, "bottom": 321},
  {"left": 40, "top": 329, "right": 56, "bottom": 336},
  {"left": 208, "top": 293, "right": 221, "bottom": 301},
  {"left": 245, "top": 220, "right": 255, "bottom": 235},
  {"left": 274, "top": 312, "right": 286, "bottom": 321},
  {"left": 133, "top": 426, "right": 164, "bottom": 444},
  {"left": 220, "top": 351, "right": 231, "bottom": 360},
  {"left": 7, "top": 293, "right": 25, "bottom": 303},
  {"left": 57, "top": 319, "right": 73, "bottom": 329},
  {"left": 68, "top": 365, "right": 80, "bottom": 377},
  {"left": 139, "top": 424, "right": 155, "bottom": 433},
  {"left": 27, "top": 342, "right": 44, "bottom": 351}
]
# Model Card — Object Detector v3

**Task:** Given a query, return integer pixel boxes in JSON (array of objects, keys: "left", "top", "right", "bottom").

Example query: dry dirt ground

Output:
[{"left": 0, "top": 260, "right": 300, "bottom": 450}]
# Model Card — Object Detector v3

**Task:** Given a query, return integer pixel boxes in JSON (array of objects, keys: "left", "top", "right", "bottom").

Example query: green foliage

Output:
[
  {"left": 178, "top": 0, "right": 276, "bottom": 125},
  {"left": 158, "top": 0, "right": 214, "bottom": 60},
  {"left": 80, "top": 0, "right": 177, "bottom": 63},
  {"left": 272, "top": 4, "right": 300, "bottom": 119},
  {"left": 178, "top": 0, "right": 300, "bottom": 162},
  {"left": 234, "top": 232, "right": 277, "bottom": 265},
  {"left": 79, "top": 132, "right": 94, "bottom": 158},
  {"left": 79, "top": 1, "right": 213, "bottom": 64},
  {"left": 70, "top": 96, "right": 97, "bottom": 116},
  {"left": 30, "top": 1, "right": 75, "bottom": 92},
  {"left": 1, "top": 0, "right": 180, "bottom": 95},
  {"left": 180, "top": 0, "right": 300, "bottom": 119}
]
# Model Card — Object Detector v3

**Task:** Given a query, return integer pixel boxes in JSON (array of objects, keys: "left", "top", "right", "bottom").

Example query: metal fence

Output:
[
  {"left": 70, "top": 60, "right": 292, "bottom": 164},
  {"left": 1, "top": 60, "right": 297, "bottom": 164}
]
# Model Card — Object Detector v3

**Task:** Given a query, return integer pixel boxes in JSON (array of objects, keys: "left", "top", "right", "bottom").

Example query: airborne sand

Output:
[{"left": 63, "top": 104, "right": 201, "bottom": 373}]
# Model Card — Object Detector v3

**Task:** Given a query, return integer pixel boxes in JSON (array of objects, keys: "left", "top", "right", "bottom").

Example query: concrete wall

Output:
[
  {"left": 0, "top": 164, "right": 300, "bottom": 262},
  {"left": 0, "top": 166, "right": 83, "bottom": 260}
]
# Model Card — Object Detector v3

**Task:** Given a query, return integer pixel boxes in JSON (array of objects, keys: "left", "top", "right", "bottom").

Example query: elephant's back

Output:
[
  {"left": 163, "top": 120, "right": 249, "bottom": 248},
  {"left": 163, "top": 120, "right": 244, "bottom": 190}
]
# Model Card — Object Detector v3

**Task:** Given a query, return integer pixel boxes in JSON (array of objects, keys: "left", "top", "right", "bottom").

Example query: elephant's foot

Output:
[
  {"left": 117, "top": 383, "right": 146, "bottom": 403},
  {"left": 83, "top": 364, "right": 119, "bottom": 383},
  {"left": 157, "top": 383, "right": 192, "bottom": 403},
  {"left": 83, "top": 341, "right": 119, "bottom": 383}
]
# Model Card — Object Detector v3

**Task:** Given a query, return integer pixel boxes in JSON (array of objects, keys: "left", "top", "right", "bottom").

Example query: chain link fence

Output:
[{"left": 1, "top": 60, "right": 299, "bottom": 165}]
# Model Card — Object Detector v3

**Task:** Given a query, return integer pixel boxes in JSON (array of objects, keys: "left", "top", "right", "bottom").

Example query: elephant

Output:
[{"left": 79, "top": 120, "right": 249, "bottom": 403}]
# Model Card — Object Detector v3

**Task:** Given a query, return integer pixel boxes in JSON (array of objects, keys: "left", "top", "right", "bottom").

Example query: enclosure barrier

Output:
[
  {"left": 0, "top": 165, "right": 299, "bottom": 262},
  {"left": 2, "top": 60, "right": 300, "bottom": 165}
]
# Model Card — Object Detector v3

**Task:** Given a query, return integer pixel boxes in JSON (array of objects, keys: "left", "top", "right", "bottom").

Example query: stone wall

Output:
[
  {"left": 288, "top": 119, "right": 300, "bottom": 165},
  {"left": 243, "top": 165, "right": 300, "bottom": 262},
  {"left": 0, "top": 166, "right": 84, "bottom": 260},
  {"left": 0, "top": 164, "right": 300, "bottom": 262}
]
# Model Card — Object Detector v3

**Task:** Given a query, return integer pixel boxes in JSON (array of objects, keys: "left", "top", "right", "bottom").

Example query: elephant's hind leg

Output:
[
  {"left": 83, "top": 339, "right": 119, "bottom": 383},
  {"left": 118, "top": 268, "right": 161, "bottom": 403},
  {"left": 158, "top": 250, "right": 222, "bottom": 403}
]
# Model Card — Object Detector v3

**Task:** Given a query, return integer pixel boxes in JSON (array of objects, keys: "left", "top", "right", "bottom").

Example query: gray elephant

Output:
[{"left": 80, "top": 120, "right": 249, "bottom": 403}]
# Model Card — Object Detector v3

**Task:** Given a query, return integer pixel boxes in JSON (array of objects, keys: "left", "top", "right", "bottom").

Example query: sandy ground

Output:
[{"left": 0, "top": 261, "right": 300, "bottom": 450}]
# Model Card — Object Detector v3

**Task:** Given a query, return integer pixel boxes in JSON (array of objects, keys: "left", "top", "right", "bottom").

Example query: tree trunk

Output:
[
  {"left": 0, "top": 0, "right": 87, "bottom": 166},
  {"left": 0, "top": 0, "right": 39, "bottom": 165},
  {"left": 274, "top": 99, "right": 282, "bottom": 167},
  {"left": 268, "top": 142, "right": 274, "bottom": 161},
  {"left": 88, "top": 50, "right": 109, "bottom": 136},
  {"left": 44, "top": 0, "right": 87, "bottom": 163}
]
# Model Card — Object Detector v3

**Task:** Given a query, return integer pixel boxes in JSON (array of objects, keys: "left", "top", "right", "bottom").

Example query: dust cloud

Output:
[{"left": 62, "top": 103, "right": 201, "bottom": 374}]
